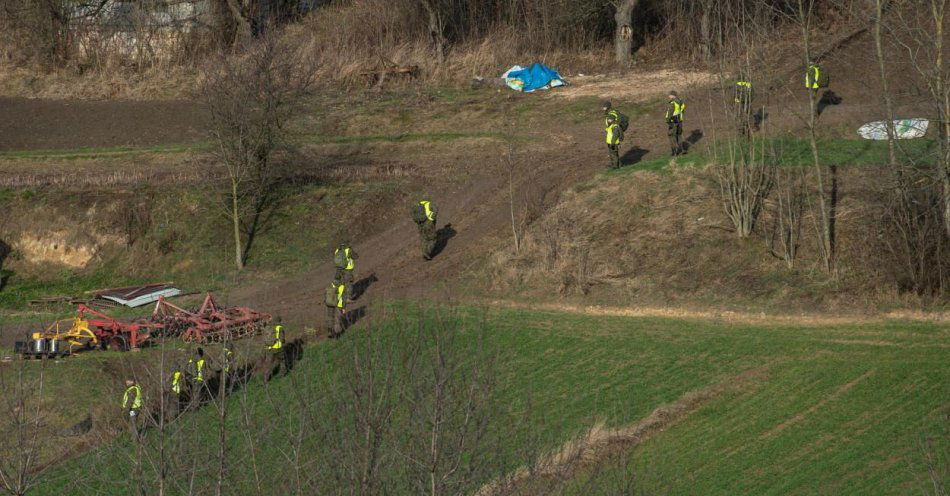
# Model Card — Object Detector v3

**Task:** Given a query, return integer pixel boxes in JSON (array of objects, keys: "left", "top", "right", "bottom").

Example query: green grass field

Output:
[{"left": 28, "top": 303, "right": 948, "bottom": 495}]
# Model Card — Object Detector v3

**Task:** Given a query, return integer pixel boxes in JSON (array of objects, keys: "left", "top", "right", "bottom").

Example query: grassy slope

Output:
[
  {"left": 0, "top": 181, "right": 399, "bottom": 317},
  {"left": 34, "top": 304, "right": 949, "bottom": 495}
]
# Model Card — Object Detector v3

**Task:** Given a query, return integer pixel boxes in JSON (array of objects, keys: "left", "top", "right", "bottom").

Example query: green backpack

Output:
[
  {"left": 411, "top": 203, "right": 428, "bottom": 223},
  {"left": 325, "top": 284, "right": 339, "bottom": 306},
  {"left": 618, "top": 112, "right": 629, "bottom": 133},
  {"left": 333, "top": 246, "right": 349, "bottom": 269}
]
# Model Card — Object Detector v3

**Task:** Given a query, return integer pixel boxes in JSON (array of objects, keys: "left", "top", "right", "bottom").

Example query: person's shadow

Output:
[
  {"left": 342, "top": 306, "right": 367, "bottom": 332},
  {"left": 753, "top": 108, "right": 769, "bottom": 130},
  {"left": 431, "top": 224, "right": 457, "bottom": 258},
  {"left": 620, "top": 146, "right": 649, "bottom": 166},
  {"left": 351, "top": 273, "right": 378, "bottom": 301},
  {"left": 682, "top": 130, "right": 703, "bottom": 153},
  {"left": 817, "top": 90, "right": 843, "bottom": 116}
]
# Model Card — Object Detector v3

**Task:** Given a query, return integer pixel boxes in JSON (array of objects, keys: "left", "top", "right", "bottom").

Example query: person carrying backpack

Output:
[
  {"left": 324, "top": 277, "right": 347, "bottom": 338},
  {"left": 333, "top": 241, "right": 358, "bottom": 286},
  {"left": 734, "top": 78, "right": 754, "bottom": 136},
  {"left": 665, "top": 91, "right": 685, "bottom": 156},
  {"left": 411, "top": 200, "right": 438, "bottom": 260},
  {"left": 603, "top": 101, "right": 628, "bottom": 170}
]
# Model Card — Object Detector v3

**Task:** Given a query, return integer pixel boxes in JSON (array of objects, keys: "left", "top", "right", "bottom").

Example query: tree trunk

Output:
[
  {"left": 231, "top": 179, "right": 244, "bottom": 270},
  {"left": 699, "top": 3, "right": 713, "bottom": 60},
  {"left": 799, "top": 0, "right": 835, "bottom": 272},
  {"left": 613, "top": 0, "right": 640, "bottom": 66},
  {"left": 872, "top": 0, "right": 899, "bottom": 172},
  {"left": 422, "top": 0, "right": 446, "bottom": 63}
]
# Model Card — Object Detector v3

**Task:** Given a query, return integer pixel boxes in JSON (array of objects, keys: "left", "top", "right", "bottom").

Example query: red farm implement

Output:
[
  {"left": 18, "top": 304, "right": 161, "bottom": 354},
  {"left": 76, "top": 304, "right": 160, "bottom": 351},
  {"left": 150, "top": 292, "right": 271, "bottom": 344}
]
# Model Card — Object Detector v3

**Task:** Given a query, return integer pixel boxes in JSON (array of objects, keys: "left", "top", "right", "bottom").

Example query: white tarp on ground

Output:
[{"left": 857, "top": 118, "right": 929, "bottom": 140}]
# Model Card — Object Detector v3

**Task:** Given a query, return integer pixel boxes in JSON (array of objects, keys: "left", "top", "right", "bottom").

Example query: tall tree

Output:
[{"left": 201, "top": 37, "right": 310, "bottom": 270}]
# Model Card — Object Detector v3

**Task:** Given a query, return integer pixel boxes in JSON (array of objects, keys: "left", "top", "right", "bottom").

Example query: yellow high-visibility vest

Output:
[
  {"left": 269, "top": 325, "right": 283, "bottom": 350},
  {"left": 335, "top": 247, "right": 355, "bottom": 270},
  {"left": 123, "top": 384, "right": 142, "bottom": 410},
  {"left": 606, "top": 123, "right": 621, "bottom": 145},
  {"left": 735, "top": 81, "right": 753, "bottom": 103},
  {"left": 604, "top": 109, "right": 620, "bottom": 129},
  {"left": 171, "top": 371, "right": 182, "bottom": 395},
  {"left": 806, "top": 64, "right": 820, "bottom": 89},
  {"left": 333, "top": 282, "right": 346, "bottom": 309},
  {"left": 666, "top": 98, "right": 685, "bottom": 121},
  {"left": 189, "top": 358, "right": 205, "bottom": 382},
  {"left": 420, "top": 201, "right": 436, "bottom": 222}
]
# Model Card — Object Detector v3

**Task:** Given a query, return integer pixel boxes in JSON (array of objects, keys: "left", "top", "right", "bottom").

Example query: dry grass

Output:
[{"left": 488, "top": 164, "right": 948, "bottom": 313}]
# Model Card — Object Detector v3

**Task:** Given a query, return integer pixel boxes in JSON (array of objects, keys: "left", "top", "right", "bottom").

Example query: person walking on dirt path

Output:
[
  {"left": 412, "top": 200, "right": 438, "bottom": 260},
  {"left": 268, "top": 320, "right": 285, "bottom": 352},
  {"left": 603, "top": 101, "right": 625, "bottom": 169},
  {"left": 334, "top": 241, "right": 358, "bottom": 287},
  {"left": 734, "top": 79, "right": 755, "bottom": 135},
  {"left": 325, "top": 278, "right": 347, "bottom": 338},
  {"left": 123, "top": 378, "right": 143, "bottom": 420},
  {"left": 806, "top": 61, "right": 823, "bottom": 112},
  {"left": 665, "top": 91, "right": 685, "bottom": 156}
]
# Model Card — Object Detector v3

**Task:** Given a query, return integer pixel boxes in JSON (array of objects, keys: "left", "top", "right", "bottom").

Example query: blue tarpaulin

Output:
[{"left": 502, "top": 63, "right": 565, "bottom": 92}]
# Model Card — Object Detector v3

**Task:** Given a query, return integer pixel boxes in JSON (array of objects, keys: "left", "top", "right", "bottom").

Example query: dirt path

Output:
[
  {"left": 0, "top": 96, "right": 208, "bottom": 151},
  {"left": 224, "top": 66, "right": 937, "bottom": 332}
]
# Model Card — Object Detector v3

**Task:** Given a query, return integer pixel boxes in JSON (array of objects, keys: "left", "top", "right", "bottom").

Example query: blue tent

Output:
[{"left": 503, "top": 63, "right": 565, "bottom": 92}]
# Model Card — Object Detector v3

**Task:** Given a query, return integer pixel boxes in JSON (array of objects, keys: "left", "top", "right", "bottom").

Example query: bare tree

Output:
[
  {"left": 768, "top": 169, "right": 806, "bottom": 268},
  {"left": 0, "top": 360, "right": 48, "bottom": 496},
  {"left": 201, "top": 36, "right": 311, "bottom": 270},
  {"left": 789, "top": 0, "right": 838, "bottom": 272},
  {"left": 401, "top": 317, "right": 496, "bottom": 496},
  {"left": 892, "top": 0, "right": 950, "bottom": 237},
  {"left": 716, "top": 138, "right": 776, "bottom": 238}
]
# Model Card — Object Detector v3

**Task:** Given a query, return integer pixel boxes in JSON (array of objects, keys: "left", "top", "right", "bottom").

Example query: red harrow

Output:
[{"left": 150, "top": 292, "right": 272, "bottom": 344}]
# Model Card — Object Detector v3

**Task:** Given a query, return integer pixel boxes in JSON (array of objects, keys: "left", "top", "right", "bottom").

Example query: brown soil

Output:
[
  {"left": 0, "top": 96, "right": 208, "bottom": 151},
  {"left": 2, "top": 23, "right": 941, "bottom": 334}
]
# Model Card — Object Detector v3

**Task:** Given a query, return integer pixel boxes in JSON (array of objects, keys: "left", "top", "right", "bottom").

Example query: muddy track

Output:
[
  {"left": 0, "top": 96, "right": 208, "bottom": 151},
  {"left": 226, "top": 83, "right": 930, "bottom": 330}
]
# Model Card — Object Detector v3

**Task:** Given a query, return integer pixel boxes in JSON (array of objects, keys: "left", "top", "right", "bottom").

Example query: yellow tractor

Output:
[{"left": 30, "top": 317, "right": 99, "bottom": 355}]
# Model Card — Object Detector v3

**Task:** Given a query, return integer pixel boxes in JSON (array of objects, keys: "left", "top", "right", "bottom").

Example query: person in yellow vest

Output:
[
  {"left": 222, "top": 345, "right": 234, "bottom": 373},
  {"left": 268, "top": 320, "right": 284, "bottom": 352},
  {"left": 805, "top": 61, "right": 821, "bottom": 100},
  {"left": 123, "top": 378, "right": 143, "bottom": 419},
  {"left": 170, "top": 364, "right": 190, "bottom": 412},
  {"left": 412, "top": 200, "right": 438, "bottom": 260},
  {"left": 665, "top": 91, "right": 685, "bottom": 156},
  {"left": 171, "top": 367, "right": 184, "bottom": 397},
  {"left": 188, "top": 348, "right": 206, "bottom": 384},
  {"left": 734, "top": 78, "right": 754, "bottom": 135},
  {"left": 603, "top": 101, "right": 623, "bottom": 169},
  {"left": 325, "top": 278, "right": 348, "bottom": 338},
  {"left": 333, "top": 242, "right": 358, "bottom": 286}
]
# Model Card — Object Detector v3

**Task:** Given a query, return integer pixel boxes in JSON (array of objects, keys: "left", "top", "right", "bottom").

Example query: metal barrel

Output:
[
  {"left": 49, "top": 339, "right": 62, "bottom": 354},
  {"left": 32, "top": 338, "right": 47, "bottom": 354}
]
